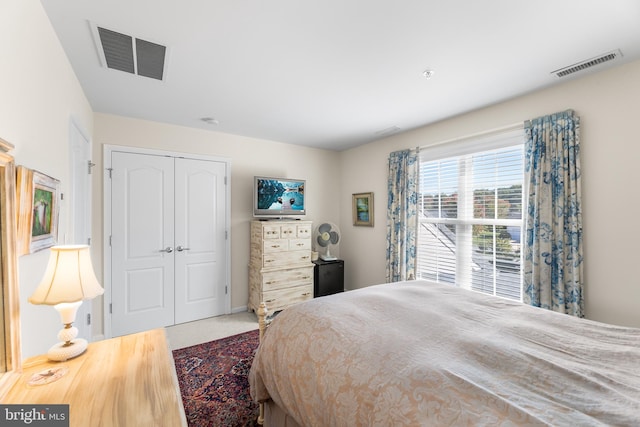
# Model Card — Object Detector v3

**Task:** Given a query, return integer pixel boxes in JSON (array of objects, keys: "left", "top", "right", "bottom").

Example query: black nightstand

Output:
[{"left": 313, "top": 259, "right": 344, "bottom": 297}]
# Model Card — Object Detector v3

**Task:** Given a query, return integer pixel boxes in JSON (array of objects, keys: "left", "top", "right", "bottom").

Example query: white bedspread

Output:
[{"left": 249, "top": 280, "right": 640, "bottom": 426}]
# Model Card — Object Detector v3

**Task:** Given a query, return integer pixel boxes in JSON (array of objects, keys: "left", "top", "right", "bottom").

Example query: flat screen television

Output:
[{"left": 253, "top": 176, "right": 306, "bottom": 218}]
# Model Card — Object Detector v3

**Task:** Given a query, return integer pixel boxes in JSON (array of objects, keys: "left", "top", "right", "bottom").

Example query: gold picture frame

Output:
[
  {"left": 16, "top": 166, "right": 61, "bottom": 255},
  {"left": 0, "top": 138, "right": 21, "bottom": 398},
  {"left": 352, "top": 192, "right": 374, "bottom": 227}
]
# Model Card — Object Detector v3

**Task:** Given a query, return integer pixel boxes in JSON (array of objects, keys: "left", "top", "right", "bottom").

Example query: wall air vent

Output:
[
  {"left": 91, "top": 23, "right": 167, "bottom": 81},
  {"left": 551, "top": 49, "right": 622, "bottom": 78}
]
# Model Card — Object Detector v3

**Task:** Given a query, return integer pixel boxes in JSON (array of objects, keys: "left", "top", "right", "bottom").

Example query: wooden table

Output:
[{"left": 2, "top": 328, "right": 187, "bottom": 426}]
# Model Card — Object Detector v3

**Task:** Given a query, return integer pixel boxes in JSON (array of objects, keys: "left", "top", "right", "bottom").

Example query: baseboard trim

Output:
[{"left": 231, "top": 305, "right": 249, "bottom": 314}]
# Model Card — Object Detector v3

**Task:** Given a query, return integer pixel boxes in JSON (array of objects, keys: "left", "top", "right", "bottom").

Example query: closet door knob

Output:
[
  {"left": 160, "top": 246, "right": 174, "bottom": 253},
  {"left": 176, "top": 245, "right": 190, "bottom": 252}
]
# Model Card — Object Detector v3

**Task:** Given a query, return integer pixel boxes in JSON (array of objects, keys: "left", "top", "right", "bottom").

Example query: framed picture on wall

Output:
[
  {"left": 16, "top": 166, "right": 61, "bottom": 254},
  {"left": 352, "top": 192, "right": 374, "bottom": 227}
]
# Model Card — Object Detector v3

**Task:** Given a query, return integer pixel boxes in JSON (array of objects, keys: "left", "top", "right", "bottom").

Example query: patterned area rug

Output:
[{"left": 173, "top": 329, "right": 260, "bottom": 427}]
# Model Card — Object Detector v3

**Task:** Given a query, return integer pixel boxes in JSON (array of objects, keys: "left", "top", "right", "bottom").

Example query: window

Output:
[{"left": 416, "top": 128, "right": 524, "bottom": 301}]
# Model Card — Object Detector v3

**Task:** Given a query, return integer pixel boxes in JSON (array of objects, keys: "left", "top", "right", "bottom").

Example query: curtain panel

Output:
[
  {"left": 386, "top": 149, "right": 418, "bottom": 282},
  {"left": 523, "top": 110, "right": 584, "bottom": 316}
]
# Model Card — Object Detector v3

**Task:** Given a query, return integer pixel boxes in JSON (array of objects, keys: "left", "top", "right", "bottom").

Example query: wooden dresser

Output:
[
  {"left": 248, "top": 219, "right": 314, "bottom": 313},
  {"left": 2, "top": 329, "right": 186, "bottom": 427}
]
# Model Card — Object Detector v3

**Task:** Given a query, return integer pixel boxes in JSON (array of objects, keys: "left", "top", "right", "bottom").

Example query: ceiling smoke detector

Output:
[
  {"left": 551, "top": 49, "right": 623, "bottom": 78},
  {"left": 422, "top": 69, "right": 435, "bottom": 79}
]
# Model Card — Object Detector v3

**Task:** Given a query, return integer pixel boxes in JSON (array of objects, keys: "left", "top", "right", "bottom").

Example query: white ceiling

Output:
[{"left": 40, "top": 0, "right": 640, "bottom": 151}]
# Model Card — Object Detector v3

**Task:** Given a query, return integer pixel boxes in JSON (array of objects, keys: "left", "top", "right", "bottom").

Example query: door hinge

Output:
[
  {"left": 87, "top": 313, "right": 91, "bottom": 325},
  {"left": 109, "top": 235, "right": 112, "bottom": 247},
  {"left": 87, "top": 237, "right": 92, "bottom": 245},
  {"left": 225, "top": 230, "right": 228, "bottom": 240},
  {"left": 106, "top": 167, "right": 113, "bottom": 178},
  {"left": 224, "top": 176, "right": 227, "bottom": 185},
  {"left": 109, "top": 303, "right": 112, "bottom": 314},
  {"left": 225, "top": 285, "right": 228, "bottom": 295},
  {"left": 88, "top": 160, "right": 96, "bottom": 174}
]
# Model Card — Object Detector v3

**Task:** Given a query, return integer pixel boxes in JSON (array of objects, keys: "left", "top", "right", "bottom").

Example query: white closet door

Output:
[
  {"left": 111, "top": 152, "right": 175, "bottom": 337},
  {"left": 174, "top": 158, "right": 227, "bottom": 323}
]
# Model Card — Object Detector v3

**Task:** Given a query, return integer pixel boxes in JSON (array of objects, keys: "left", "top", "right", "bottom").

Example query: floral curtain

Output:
[
  {"left": 386, "top": 149, "right": 419, "bottom": 282},
  {"left": 523, "top": 110, "right": 584, "bottom": 316}
]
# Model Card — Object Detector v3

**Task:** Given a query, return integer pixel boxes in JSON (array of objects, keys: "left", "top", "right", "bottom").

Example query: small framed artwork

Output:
[
  {"left": 16, "top": 166, "right": 61, "bottom": 255},
  {"left": 352, "top": 192, "right": 374, "bottom": 227}
]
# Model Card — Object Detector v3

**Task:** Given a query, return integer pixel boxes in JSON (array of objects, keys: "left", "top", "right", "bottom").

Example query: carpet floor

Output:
[{"left": 173, "top": 329, "right": 260, "bottom": 427}]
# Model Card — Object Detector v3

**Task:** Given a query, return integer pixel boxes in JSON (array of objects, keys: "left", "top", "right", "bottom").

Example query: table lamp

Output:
[{"left": 29, "top": 245, "right": 104, "bottom": 361}]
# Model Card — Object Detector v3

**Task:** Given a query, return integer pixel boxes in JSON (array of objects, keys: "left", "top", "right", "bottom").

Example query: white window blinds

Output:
[{"left": 417, "top": 128, "right": 524, "bottom": 301}]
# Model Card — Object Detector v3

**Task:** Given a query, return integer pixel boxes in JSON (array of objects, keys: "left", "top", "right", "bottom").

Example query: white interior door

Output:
[
  {"left": 110, "top": 152, "right": 175, "bottom": 337},
  {"left": 174, "top": 158, "right": 227, "bottom": 323},
  {"left": 68, "top": 120, "right": 92, "bottom": 341}
]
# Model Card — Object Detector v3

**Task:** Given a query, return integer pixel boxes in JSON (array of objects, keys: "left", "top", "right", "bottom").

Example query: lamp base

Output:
[
  {"left": 47, "top": 338, "right": 88, "bottom": 362},
  {"left": 46, "top": 301, "right": 88, "bottom": 361}
]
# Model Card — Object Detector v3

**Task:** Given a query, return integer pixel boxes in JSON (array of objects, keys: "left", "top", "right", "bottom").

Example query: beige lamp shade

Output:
[{"left": 29, "top": 245, "right": 104, "bottom": 305}]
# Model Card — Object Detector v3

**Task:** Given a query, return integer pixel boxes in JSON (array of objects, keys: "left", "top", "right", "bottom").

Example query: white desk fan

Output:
[{"left": 314, "top": 222, "right": 341, "bottom": 261}]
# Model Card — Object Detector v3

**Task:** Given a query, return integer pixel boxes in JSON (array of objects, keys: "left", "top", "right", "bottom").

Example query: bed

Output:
[{"left": 249, "top": 279, "right": 640, "bottom": 426}]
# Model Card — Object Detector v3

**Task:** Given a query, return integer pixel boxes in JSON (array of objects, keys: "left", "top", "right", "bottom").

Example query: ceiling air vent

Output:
[
  {"left": 551, "top": 49, "right": 622, "bottom": 78},
  {"left": 91, "top": 23, "right": 167, "bottom": 81},
  {"left": 375, "top": 126, "right": 402, "bottom": 138}
]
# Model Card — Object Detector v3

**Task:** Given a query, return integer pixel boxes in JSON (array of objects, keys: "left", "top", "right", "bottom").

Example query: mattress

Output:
[{"left": 250, "top": 280, "right": 640, "bottom": 426}]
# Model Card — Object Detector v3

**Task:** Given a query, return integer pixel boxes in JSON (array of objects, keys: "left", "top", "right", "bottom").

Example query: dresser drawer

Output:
[
  {"left": 296, "top": 224, "right": 312, "bottom": 238},
  {"left": 262, "top": 284, "right": 313, "bottom": 313},
  {"left": 289, "top": 238, "right": 311, "bottom": 251},
  {"left": 263, "top": 239, "right": 289, "bottom": 253},
  {"left": 280, "top": 224, "right": 296, "bottom": 238},
  {"left": 262, "top": 266, "right": 314, "bottom": 291},
  {"left": 262, "top": 224, "right": 282, "bottom": 239},
  {"left": 263, "top": 250, "right": 311, "bottom": 268}
]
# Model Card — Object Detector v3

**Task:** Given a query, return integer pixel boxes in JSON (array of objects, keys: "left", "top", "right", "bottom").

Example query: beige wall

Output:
[
  {"left": 1, "top": 0, "right": 94, "bottom": 358},
  {"left": 339, "top": 59, "right": 640, "bottom": 328}
]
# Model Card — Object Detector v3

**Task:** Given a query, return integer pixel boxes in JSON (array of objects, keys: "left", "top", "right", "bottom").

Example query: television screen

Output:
[{"left": 254, "top": 176, "right": 306, "bottom": 217}]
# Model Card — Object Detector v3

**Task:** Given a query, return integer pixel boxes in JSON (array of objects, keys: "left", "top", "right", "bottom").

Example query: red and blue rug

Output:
[{"left": 173, "top": 329, "right": 260, "bottom": 427}]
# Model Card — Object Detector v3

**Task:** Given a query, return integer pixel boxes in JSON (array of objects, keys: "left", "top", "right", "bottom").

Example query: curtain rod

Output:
[{"left": 418, "top": 121, "right": 523, "bottom": 151}]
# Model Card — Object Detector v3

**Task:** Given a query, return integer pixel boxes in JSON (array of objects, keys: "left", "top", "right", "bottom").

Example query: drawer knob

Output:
[{"left": 265, "top": 299, "right": 276, "bottom": 303}]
